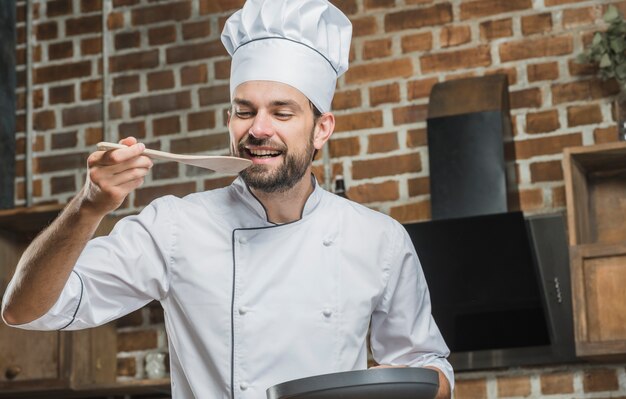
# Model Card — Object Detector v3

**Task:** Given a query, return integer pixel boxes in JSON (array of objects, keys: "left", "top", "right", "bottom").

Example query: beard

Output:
[{"left": 233, "top": 129, "right": 315, "bottom": 193}]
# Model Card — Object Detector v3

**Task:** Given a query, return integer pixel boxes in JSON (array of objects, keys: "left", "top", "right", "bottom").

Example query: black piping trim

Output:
[
  {"left": 230, "top": 220, "right": 302, "bottom": 398},
  {"left": 59, "top": 270, "right": 84, "bottom": 331},
  {"left": 233, "top": 37, "right": 338, "bottom": 74}
]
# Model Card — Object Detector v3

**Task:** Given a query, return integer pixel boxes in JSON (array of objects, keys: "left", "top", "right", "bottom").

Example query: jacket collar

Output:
[{"left": 230, "top": 174, "right": 323, "bottom": 224}]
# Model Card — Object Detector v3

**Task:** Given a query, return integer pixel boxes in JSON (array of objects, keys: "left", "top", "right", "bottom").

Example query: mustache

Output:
[{"left": 237, "top": 136, "right": 287, "bottom": 153}]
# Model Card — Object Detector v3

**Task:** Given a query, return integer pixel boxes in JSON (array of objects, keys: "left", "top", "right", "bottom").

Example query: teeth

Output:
[{"left": 249, "top": 149, "right": 281, "bottom": 156}]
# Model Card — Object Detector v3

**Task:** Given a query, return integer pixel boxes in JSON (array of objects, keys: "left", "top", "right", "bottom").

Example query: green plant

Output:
[{"left": 578, "top": 5, "right": 626, "bottom": 88}]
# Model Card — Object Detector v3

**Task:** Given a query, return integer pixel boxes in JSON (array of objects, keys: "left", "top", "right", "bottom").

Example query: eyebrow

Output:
[{"left": 232, "top": 98, "right": 303, "bottom": 112}]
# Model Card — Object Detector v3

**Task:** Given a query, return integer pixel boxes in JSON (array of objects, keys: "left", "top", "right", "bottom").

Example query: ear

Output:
[{"left": 313, "top": 113, "right": 335, "bottom": 150}]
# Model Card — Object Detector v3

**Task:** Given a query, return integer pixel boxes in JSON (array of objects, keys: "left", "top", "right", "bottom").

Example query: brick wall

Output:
[{"left": 12, "top": 0, "right": 626, "bottom": 396}]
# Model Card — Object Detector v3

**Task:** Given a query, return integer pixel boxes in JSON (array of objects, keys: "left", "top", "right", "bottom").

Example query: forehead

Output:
[{"left": 232, "top": 81, "right": 310, "bottom": 108}]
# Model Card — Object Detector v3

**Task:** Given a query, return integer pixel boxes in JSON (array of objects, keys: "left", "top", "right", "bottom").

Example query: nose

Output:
[{"left": 248, "top": 111, "right": 274, "bottom": 139}]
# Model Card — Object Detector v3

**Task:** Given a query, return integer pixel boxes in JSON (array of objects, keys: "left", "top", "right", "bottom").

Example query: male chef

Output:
[{"left": 2, "top": 0, "right": 453, "bottom": 398}]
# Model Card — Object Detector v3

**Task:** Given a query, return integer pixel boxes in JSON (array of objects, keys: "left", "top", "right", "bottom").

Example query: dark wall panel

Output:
[{"left": 0, "top": 0, "right": 16, "bottom": 209}]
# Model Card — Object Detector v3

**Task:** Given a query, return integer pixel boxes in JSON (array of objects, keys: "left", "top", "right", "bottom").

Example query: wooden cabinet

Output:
[
  {"left": 563, "top": 142, "right": 626, "bottom": 359},
  {"left": 0, "top": 204, "right": 117, "bottom": 397}
]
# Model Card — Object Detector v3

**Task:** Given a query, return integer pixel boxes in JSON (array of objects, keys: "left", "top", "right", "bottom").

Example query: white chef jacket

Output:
[{"left": 11, "top": 176, "right": 453, "bottom": 398}]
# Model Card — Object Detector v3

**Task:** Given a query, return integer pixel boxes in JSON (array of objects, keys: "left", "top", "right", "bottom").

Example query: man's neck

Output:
[{"left": 250, "top": 172, "right": 315, "bottom": 224}]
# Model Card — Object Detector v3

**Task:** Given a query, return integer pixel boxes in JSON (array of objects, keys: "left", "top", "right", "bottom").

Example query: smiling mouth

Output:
[{"left": 246, "top": 148, "right": 283, "bottom": 158}]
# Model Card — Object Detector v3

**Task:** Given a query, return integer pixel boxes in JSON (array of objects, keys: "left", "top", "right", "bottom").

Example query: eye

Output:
[
  {"left": 275, "top": 112, "right": 294, "bottom": 120},
  {"left": 235, "top": 111, "right": 253, "bottom": 119}
]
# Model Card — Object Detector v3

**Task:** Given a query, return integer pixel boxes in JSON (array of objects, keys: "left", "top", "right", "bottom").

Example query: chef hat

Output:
[{"left": 221, "top": 0, "right": 352, "bottom": 113}]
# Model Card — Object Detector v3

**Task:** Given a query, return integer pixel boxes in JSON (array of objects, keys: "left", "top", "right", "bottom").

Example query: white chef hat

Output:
[{"left": 221, "top": 0, "right": 352, "bottom": 113}]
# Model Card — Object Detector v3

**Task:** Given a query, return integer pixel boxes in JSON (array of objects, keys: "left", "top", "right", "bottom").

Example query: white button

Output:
[
  {"left": 323, "top": 308, "right": 332, "bottom": 317},
  {"left": 323, "top": 239, "right": 332, "bottom": 246},
  {"left": 240, "top": 382, "right": 249, "bottom": 391},
  {"left": 238, "top": 306, "right": 249, "bottom": 315},
  {"left": 238, "top": 236, "right": 247, "bottom": 244}
]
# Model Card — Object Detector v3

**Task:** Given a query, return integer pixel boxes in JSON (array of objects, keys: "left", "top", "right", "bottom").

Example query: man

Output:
[{"left": 2, "top": 0, "right": 453, "bottom": 398}]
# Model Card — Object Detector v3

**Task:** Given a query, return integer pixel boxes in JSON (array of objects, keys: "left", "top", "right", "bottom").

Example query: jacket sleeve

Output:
[
  {"left": 369, "top": 224, "right": 454, "bottom": 390},
  {"left": 10, "top": 196, "right": 176, "bottom": 331}
]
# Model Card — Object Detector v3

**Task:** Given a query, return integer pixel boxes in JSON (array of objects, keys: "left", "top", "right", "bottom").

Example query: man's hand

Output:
[{"left": 81, "top": 136, "right": 153, "bottom": 216}]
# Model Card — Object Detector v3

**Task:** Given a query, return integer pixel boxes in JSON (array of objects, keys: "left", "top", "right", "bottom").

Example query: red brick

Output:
[
  {"left": 407, "top": 77, "right": 438, "bottom": 100},
  {"left": 455, "top": 379, "right": 487, "bottom": 399},
  {"left": 332, "top": 89, "right": 362, "bottom": 110},
  {"left": 171, "top": 133, "right": 230, "bottom": 154},
  {"left": 401, "top": 32, "right": 433, "bottom": 53},
  {"left": 389, "top": 200, "right": 430, "bottom": 223},
  {"left": 497, "top": 376, "right": 531, "bottom": 398},
  {"left": 364, "top": 0, "right": 394, "bottom": 9},
  {"left": 81, "top": 37, "right": 102, "bottom": 55},
  {"left": 187, "top": 110, "right": 216, "bottom": 132},
  {"left": 499, "top": 35, "right": 573, "bottom": 62},
  {"left": 48, "top": 41, "right": 73, "bottom": 60},
  {"left": 49, "top": 84, "right": 75, "bottom": 104},
  {"left": 66, "top": 15, "right": 102, "bottom": 36},
  {"left": 369, "top": 83, "right": 400, "bottom": 106},
  {"left": 347, "top": 180, "right": 399, "bottom": 203},
  {"left": 166, "top": 40, "right": 226, "bottom": 64},
  {"left": 130, "top": 91, "right": 191, "bottom": 117},
  {"left": 33, "top": 110, "right": 56, "bottom": 130},
  {"left": 392, "top": 104, "right": 428, "bottom": 125},
  {"left": 81, "top": 79, "right": 102, "bottom": 101},
  {"left": 148, "top": 25, "right": 177, "bottom": 45},
  {"left": 385, "top": 3, "right": 452, "bottom": 32},
  {"left": 329, "top": 137, "right": 360, "bottom": 158},
  {"left": 552, "top": 186, "right": 566, "bottom": 208},
  {"left": 545, "top": 0, "right": 587, "bottom": 4},
  {"left": 16, "top": 180, "right": 43, "bottom": 200},
  {"left": 421, "top": 46, "right": 491, "bottom": 73},
  {"left": 363, "top": 38, "right": 392, "bottom": 60},
  {"left": 528, "top": 61, "right": 559, "bottom": 82},
  {"left": 109, "top": 50, "right": 159, "bottom": 73},
  {"left": 62, "top": 103, "right": 102, "bottom": 126},
  {"left": 345, "top": 59, "right": 413, "bottom": 84},
  {"left": 408, "top": 176, "right": 430, "bottom": 197},
  {"left": 153, "top": 162, "right": 179, "bottom": 180},
  {"left": 81, "top": 0, "right": 102, "bottom": 13},
  {"left": 214, "top": 59, "right": 231, "bottom": 80},
  {"left": 182, "top": 20, "right": 211, "bottom": 40},
  {"left": 517, "top": 188, "right": 544, "bottom": 211},
  {"left": 352, "top": 16, "right": 378, "bottom": 37},
  {"left": 37, "top": 152, "right": 89, "bottom": 173},
  {"left": 115, "top": 31, "right": 140, "bottom": 50},
  {"left": 147, "top": 70, "right": 175, "bottom": 91},
  {"left": 109, "top": 101, "right": 123, "bottom": 120},
  {"left": 530, "top": 160, "right": 563, "bottom": 182},
  {"left": 568, "top": 58, "right": 597, "bottom": 77},
  {"left": 480, "top": 18, "right": 513, "bottom": 41},
  {"left": 563, "top": 6, "right": 595, "bottom": 28},
  {"left": 131, "top": 1, "right": 191, "bottom": 25},
  {"left": 567, "top": 104, "right": 602, "bottom": 127},
  {"left": 85, "top": 127, "right": 103, "bottom": 145},
  {"left": 513, "top": 133, "right": 582, "bottom": 159},
  {"left": 107, "top": 12, "right": 124, "bottom": 30},
  {"left": 135, "top": 182, "right": 196, "bottom": 207},
  {"left": 51, "top": 131, "right": 77, "bottom": 149},
  {"left": 47, "top": 0, "right": 73, "bottom": 17},
  {"left": 407, "top": 128, "right": 427, "bottom": 148},
  {"left": 352, "top": 153, "right": 421, "bottom": 180},
  {"left": 552, "top": 79, "right": 619, "bottom": 104},
  {"left": 594, "top": 126, "right": 619, "bottom": 144},
  {"left": 526, "top": 109, "right": 560, "bottom": 133},
  {"left": 113, "top": 75, "right": 140, "bottom": 95},
  {"left": 199, "top": 85, "right": 230, "bottom": 106},
  {"left": 117, "top": 330, "right": 158, "bottom": 352},
  {"left": 440, "top": 25, "right": 471, "bottom": 48},
  {"left": 583, "top": 369, "right": 619, "bottom": 392},
  {"left": 51, "top": 175, "right": 76, "bottom": 195},
  {"left": 35, "top": 21, "right": 58, "bottom": 40},
  {"left": 510, "top": 88, "right": 542, "bottom": 109},
  {"left": 460, "top": 0, "right": 531, "bottom": 20},
  {"left": 204, "top": 176, "right": 237, "bottom": 191},
  {"left": 521, "top": 13, "right": 552, "bottom": 35},
  {"left": 332, "top": 0, "right": 358, "bottom": 15},
  {"left": 367, "top": 132, "right": 398, "bottom": 154},
  {"left": 119, "top": 121, "right": 146, "bottom": 139},
  {"left": 153, "top": 115, "right": 181, "bottom": 136},
  {"left": 334, "top": 110, "right": 383, "bottom": 132}
]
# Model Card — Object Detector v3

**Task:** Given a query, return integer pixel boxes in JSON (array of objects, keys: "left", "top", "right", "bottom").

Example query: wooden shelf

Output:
[{"left": 0, "top": 203, "right": 65, "bottom": 237}]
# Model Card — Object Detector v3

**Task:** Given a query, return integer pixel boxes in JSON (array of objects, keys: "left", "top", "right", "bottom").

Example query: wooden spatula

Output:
[{"left": 97, "top": 142, "right": 251, "bottom": 174}]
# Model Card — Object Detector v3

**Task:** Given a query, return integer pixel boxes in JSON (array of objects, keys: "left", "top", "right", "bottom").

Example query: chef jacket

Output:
[{"left": 12, "top": 176, "right": 453, "bottom": 398}]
